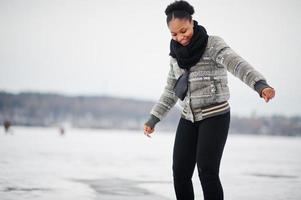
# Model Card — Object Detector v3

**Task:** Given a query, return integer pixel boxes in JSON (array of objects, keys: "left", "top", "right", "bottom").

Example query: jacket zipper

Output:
[{"left": 187, "top": 82, "right": 195, "bottom": 122}]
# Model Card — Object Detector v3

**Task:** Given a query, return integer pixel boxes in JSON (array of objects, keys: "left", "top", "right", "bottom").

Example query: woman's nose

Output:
[{"left": 177, "top": 34, "right": 184, "bottom": 42}]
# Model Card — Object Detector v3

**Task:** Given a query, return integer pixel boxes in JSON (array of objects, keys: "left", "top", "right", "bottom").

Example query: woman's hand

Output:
[
  {"left": 143, "top": 125, "right": 155, "bottom": 138},
  {"left": 261, "top": 87, "right": 275, "bottom": 102}
]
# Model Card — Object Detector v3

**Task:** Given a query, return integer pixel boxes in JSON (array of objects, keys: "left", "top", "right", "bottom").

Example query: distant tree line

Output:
[{"left": 1, "top": 91, "right": 300, "bottom": 136}]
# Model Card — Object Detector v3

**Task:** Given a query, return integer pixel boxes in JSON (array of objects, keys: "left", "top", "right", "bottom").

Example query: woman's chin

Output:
[
  {"left": 180, "top": 39, "right": 191, "bottom": 46},
  {"left": 181, "top": 41, "right": 190, "bottom": 46}
]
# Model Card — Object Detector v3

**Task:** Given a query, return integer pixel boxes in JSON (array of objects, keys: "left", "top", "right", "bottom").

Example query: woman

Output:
[{"left": 143, "top": 1, "right": 275, "bottom": 200}]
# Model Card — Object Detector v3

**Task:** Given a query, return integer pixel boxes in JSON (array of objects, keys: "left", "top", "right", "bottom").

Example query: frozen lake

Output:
[{"left": 0, "top": 126, "right": 300, "bottom": 200}]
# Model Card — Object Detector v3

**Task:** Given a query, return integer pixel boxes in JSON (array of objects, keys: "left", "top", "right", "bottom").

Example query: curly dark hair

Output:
[{"left": 165, "top": 1, "right": 195, "bottom": 24}]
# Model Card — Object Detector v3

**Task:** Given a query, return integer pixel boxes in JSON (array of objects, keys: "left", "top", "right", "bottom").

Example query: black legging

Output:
[{"left": 172, "top": 111, "right": 230, "bottom": 200}]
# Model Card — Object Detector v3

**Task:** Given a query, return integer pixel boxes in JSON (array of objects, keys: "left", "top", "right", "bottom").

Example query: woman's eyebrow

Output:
[{"left": 171, "top": 27, "right": 187, "bottom": 34}]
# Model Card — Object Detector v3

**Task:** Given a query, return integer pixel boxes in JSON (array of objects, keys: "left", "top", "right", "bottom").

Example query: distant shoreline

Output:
[{"left": 1, "top": 91, "right": 301, "bottom": 137}]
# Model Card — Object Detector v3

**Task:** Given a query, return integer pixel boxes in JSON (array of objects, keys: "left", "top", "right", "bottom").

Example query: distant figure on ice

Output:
[
  {"left": 3, "top": 120, "right": 12, "bottom": 134},
  {"left": 143, "top": 1, "right": 275, "bottom": 200},
  {"left": 59, "top": 126, "right": 65, "bottom": 136}
]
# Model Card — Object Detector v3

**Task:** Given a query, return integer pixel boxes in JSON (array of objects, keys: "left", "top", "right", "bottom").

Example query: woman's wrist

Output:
[
  {"left": 254, "top": 80, "right": 272, "bottom": 97},
  {"left": 144, "top": 114, "right": 160, "bottom": 128}
]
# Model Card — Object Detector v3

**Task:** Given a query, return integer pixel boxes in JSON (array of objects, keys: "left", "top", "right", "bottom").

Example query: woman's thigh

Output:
[
  {"left": 173, "top": 117, "right": 199, "bottom": 176},
  {"left": 196, "top": 112, "right": 230, "bottom": 172}
]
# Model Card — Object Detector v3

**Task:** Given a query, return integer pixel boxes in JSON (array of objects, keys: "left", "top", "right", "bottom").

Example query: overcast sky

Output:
[{"left": 0, "top": 0, "right": 300, "bottom": 116}]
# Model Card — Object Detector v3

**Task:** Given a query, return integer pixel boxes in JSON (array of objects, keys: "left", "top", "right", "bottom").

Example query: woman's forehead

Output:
[{"left": 168, "top": 18, "right": 191, "bottom": 32}]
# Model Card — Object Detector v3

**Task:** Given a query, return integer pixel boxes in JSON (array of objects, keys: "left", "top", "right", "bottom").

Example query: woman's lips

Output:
[{"left": 181, "top": 39, "right": 190, "bottom": 46}]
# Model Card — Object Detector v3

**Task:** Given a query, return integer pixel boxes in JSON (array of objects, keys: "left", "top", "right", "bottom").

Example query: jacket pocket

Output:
[
  {"left": 215, "top": 79, "right": 229, "bottom": 95},
  {"left": 190, "top": 80, "right": 214, "bottom": 97}
]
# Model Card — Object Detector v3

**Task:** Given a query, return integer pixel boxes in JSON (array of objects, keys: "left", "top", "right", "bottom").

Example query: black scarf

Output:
[{"left": 170, "top": 20, "right": 208, "bottom": 100}]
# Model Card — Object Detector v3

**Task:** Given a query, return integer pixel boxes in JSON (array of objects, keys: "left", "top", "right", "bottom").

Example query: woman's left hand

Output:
[{"left": 261, "top": 87, "right": 275, "bottom": 102}]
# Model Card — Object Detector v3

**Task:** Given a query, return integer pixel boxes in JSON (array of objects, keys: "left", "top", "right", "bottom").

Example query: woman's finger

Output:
[
  {"left": 145, "top": 132, "right": 152, "bottom": 138},
  {"left": 271, "top": 90, "right": 276, "bottom": 98},
  {"left": 268, "top": 90, "right": 275, "bottom": 100},
  {"left": 143, "top": 128, "right": 148, "bottom": 133}
]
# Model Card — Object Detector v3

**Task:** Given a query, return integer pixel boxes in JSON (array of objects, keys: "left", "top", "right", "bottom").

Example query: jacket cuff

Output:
[
  {"left": 144, "top": 114, "right": 160, "bottom": 128},
  {"left": 254, "top": 80, "right": 271, "bottom": 97}
]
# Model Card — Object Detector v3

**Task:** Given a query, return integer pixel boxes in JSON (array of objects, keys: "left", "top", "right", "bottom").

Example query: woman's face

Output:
[{"left": 168, "top": 18, "right": 194, "bottom": 46}]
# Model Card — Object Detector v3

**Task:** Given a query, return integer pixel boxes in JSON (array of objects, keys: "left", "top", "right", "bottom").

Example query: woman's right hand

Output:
[
  {"left": 143, "top": 125, "right": 155, "bottom": 138},
  {"left": 261, "top": 87, "right": 275, "bottom": 102}
]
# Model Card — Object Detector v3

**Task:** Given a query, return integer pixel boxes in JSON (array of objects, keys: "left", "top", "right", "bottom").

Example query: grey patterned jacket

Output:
[{"left": 145, "top": 35, "right": 270, "bottom": 127}]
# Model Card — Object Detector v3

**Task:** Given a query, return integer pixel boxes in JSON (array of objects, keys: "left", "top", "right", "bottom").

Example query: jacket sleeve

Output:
[
  {"left": 210, "top": 36, "right": 271, "bottom": 95},
  {"left": 147, "top": 60, "right": 179, "bottom": 126}
]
